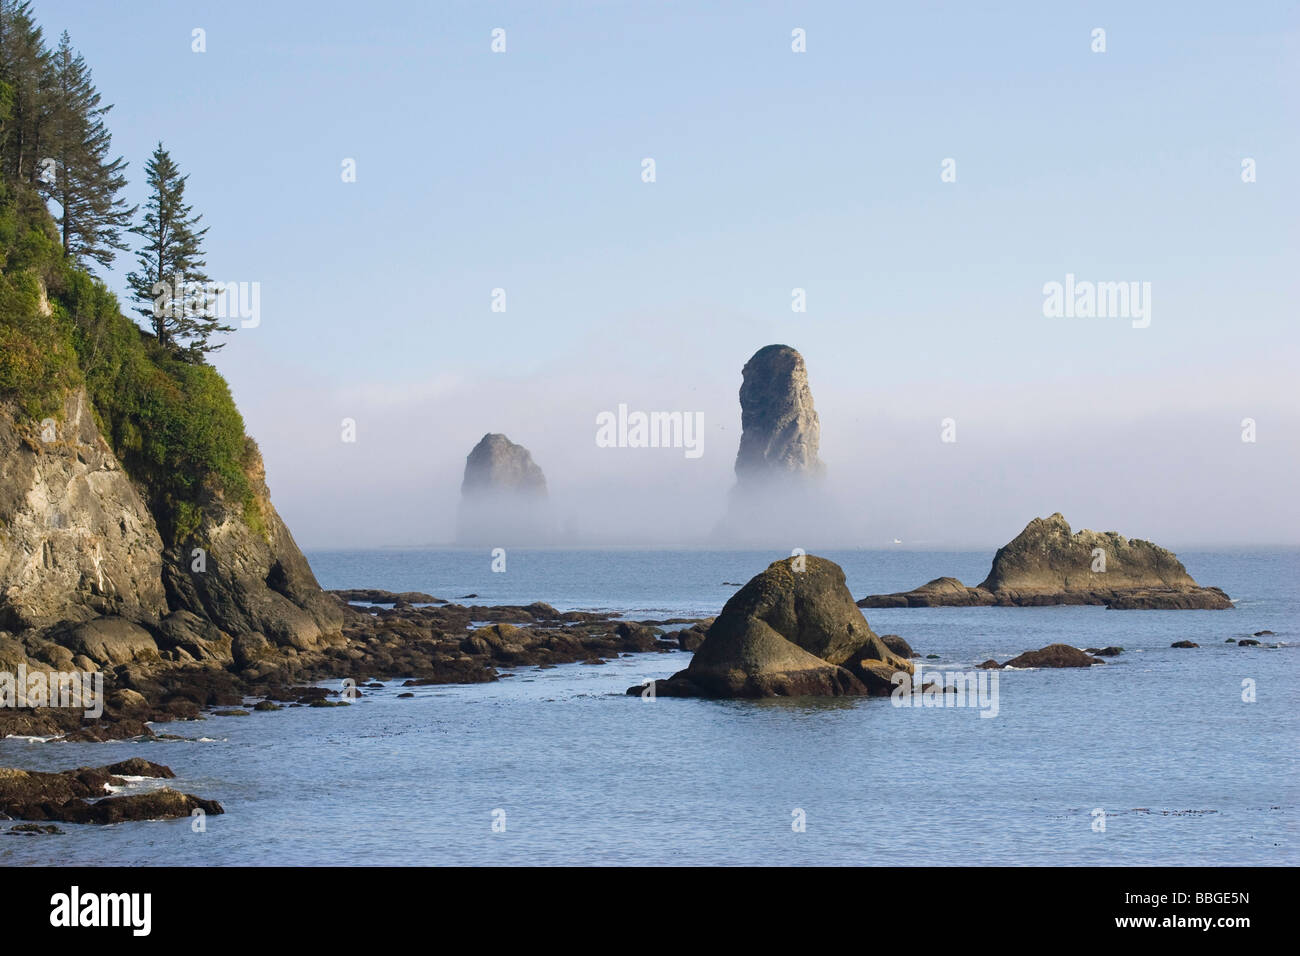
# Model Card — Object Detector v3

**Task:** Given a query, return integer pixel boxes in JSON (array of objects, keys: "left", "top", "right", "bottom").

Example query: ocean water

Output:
[{"left": 2, "top": 549, "right": 1296, "bottom": 866}]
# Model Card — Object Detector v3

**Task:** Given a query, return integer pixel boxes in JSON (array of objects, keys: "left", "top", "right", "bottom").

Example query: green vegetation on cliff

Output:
[
  {"left": 0, "top": 179, "right": 255, "bottom": 543},
  {"left": 0, "top": 1, "right": 254, "bottom": 544}
]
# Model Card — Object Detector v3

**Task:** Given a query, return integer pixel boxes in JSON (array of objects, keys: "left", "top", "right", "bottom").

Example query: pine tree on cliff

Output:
[
  {"left": 41, "top": 31, "right": 133, "bottom": 270},
  {"left": 126, "top": 144, "right": 231, "bottom": 357},
  {"left": 0, "top": 0, "right": 51, "bottom": 185}
]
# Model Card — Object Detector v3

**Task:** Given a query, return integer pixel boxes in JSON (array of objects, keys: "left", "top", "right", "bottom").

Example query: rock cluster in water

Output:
[
  {"left": 857, "top": 513, "right": 1232, "bottom": 610},
  {"left": 0, "top": 758, "right": 223, "bottom": 825}
]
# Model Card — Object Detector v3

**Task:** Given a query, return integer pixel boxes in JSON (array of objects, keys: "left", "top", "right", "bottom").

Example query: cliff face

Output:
[
  {"left": 857, "top": 514, "right": 1232, "bottom": 610},
  {"left": 734, "top": 345, "right": 824, "bottom": 484},
  {"left": 160, "top": 438, "right": 343, "bottom": 654},
  {"left": 0, "top": 389, "right": 166, "bottom": 630},
  {"left": 0, "top": 387, "right": 342, "bottom": 674}
]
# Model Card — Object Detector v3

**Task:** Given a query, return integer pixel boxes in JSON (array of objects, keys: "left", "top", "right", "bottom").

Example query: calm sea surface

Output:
[{"left": 2, "top": 549, "right": 1296, "bottom": 865}]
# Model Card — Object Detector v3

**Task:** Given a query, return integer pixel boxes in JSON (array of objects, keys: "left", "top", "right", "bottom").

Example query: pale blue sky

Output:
[{"left": 37, "top": 1, "right": 1300, "bottom": 547}]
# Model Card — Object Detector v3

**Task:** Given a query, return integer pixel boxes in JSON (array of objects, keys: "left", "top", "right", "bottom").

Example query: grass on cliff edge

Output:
[{"left": 0, "top": 182, "right": 263, "bottom": 545}]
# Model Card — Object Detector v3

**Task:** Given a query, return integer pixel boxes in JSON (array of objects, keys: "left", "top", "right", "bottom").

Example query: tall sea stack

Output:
[
  {"left": 717, "top": 345, "right": 832, "bottom": 545},
  {"left": 734, "top": 344, "right": 824, "bottom": 485}
]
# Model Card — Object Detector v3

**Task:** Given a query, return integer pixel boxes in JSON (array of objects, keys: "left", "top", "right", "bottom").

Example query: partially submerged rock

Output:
[
  {"left": 880, "top": 634, "right": 915, "bottom": 658},
  {"left": 858, "top": 576, "right": 994, "bottom": 608},
  {"left": 631, "top": 555, "right": 912, "bottom": 698},
  {"left": 858, "top": 514, "right": 1231, "bottom": 610},
  {"left": 0, "top": 759, "right": 222, "bottom": 824},
  {"left": 330, "top": 588, "right": 446, "bottom": 605},
  {"left": 7, "top": 823, "right": 64, "bottom": 835},
  {"left": 987, "top": 644, "right": 1106, "bottom": 669}
]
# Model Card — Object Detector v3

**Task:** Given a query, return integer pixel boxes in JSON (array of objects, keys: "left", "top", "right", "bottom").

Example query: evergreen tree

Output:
[
  {"left": 126, "top": 144, "right": 231, "bottom": 357},
  {"left": 0, "top": 0, "right": 51, "bottom": 184},
  {"left": 42, "top": 31, "right": 133, "bottom": 269}
]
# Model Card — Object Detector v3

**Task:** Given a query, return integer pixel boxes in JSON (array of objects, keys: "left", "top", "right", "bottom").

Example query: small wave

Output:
[{"left": 103, "top": 775, "right": 157, "bottom": 794}]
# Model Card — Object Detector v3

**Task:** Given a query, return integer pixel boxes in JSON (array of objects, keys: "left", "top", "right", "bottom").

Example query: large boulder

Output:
[
  {"left": 51, "top": 616, "right": 160, "bottom": 667},
  {"left": 857, "top": 514, "right": 1232, "bottom": 610},
  {"left": 633, "top": 555, "right": 912, "bottom": 698},
  {"left": 155, "top": 610, "right": 234, "bottom": 664}
]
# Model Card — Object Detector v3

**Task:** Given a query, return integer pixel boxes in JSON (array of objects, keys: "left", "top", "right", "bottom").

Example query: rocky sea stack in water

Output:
[
  {"left": 719, "top": 345, "right": 832, "bottom": 544},
  {"left": 460, "top": 433, "right": 548, "bottom": 496},
  {"left": 858, "top": 514, "right": 1231, "bottom": 610},
  {"left": 631, "top": 555, "right": 913, "bottom": 698},
  {"left": 455, "top": 433, "right": 552, "bottom": 544},
  {"left": 733, "top": 345, "right": 824, "bottom": 484}
]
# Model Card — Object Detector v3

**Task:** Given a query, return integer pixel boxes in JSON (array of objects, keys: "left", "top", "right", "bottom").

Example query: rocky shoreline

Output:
[
  {"left": 0, "top": 589, "right": 711, "bottom": 742},
  {"left": 1, "top": 589, "right": 714, "bottom": 823},
  {"left": 3, "top": 573, "right": 1281, "bottom": 826}
]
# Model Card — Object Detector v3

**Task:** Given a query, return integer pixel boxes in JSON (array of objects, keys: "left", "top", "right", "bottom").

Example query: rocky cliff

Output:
[
  {"left": 0, "top": 383, "right": 344, "bottom": 711},
  {"left": 0, "top": 107, "right": 357, "bottom": 744},
  {"left": 857, "top": 513, "right": 1232, "bottom": 610},
  {"left": 158, "top": 436, "right": 344, "bottom": 657},
  {"left": 0, "top": 389, "right": 166, "bottom": 631}
]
